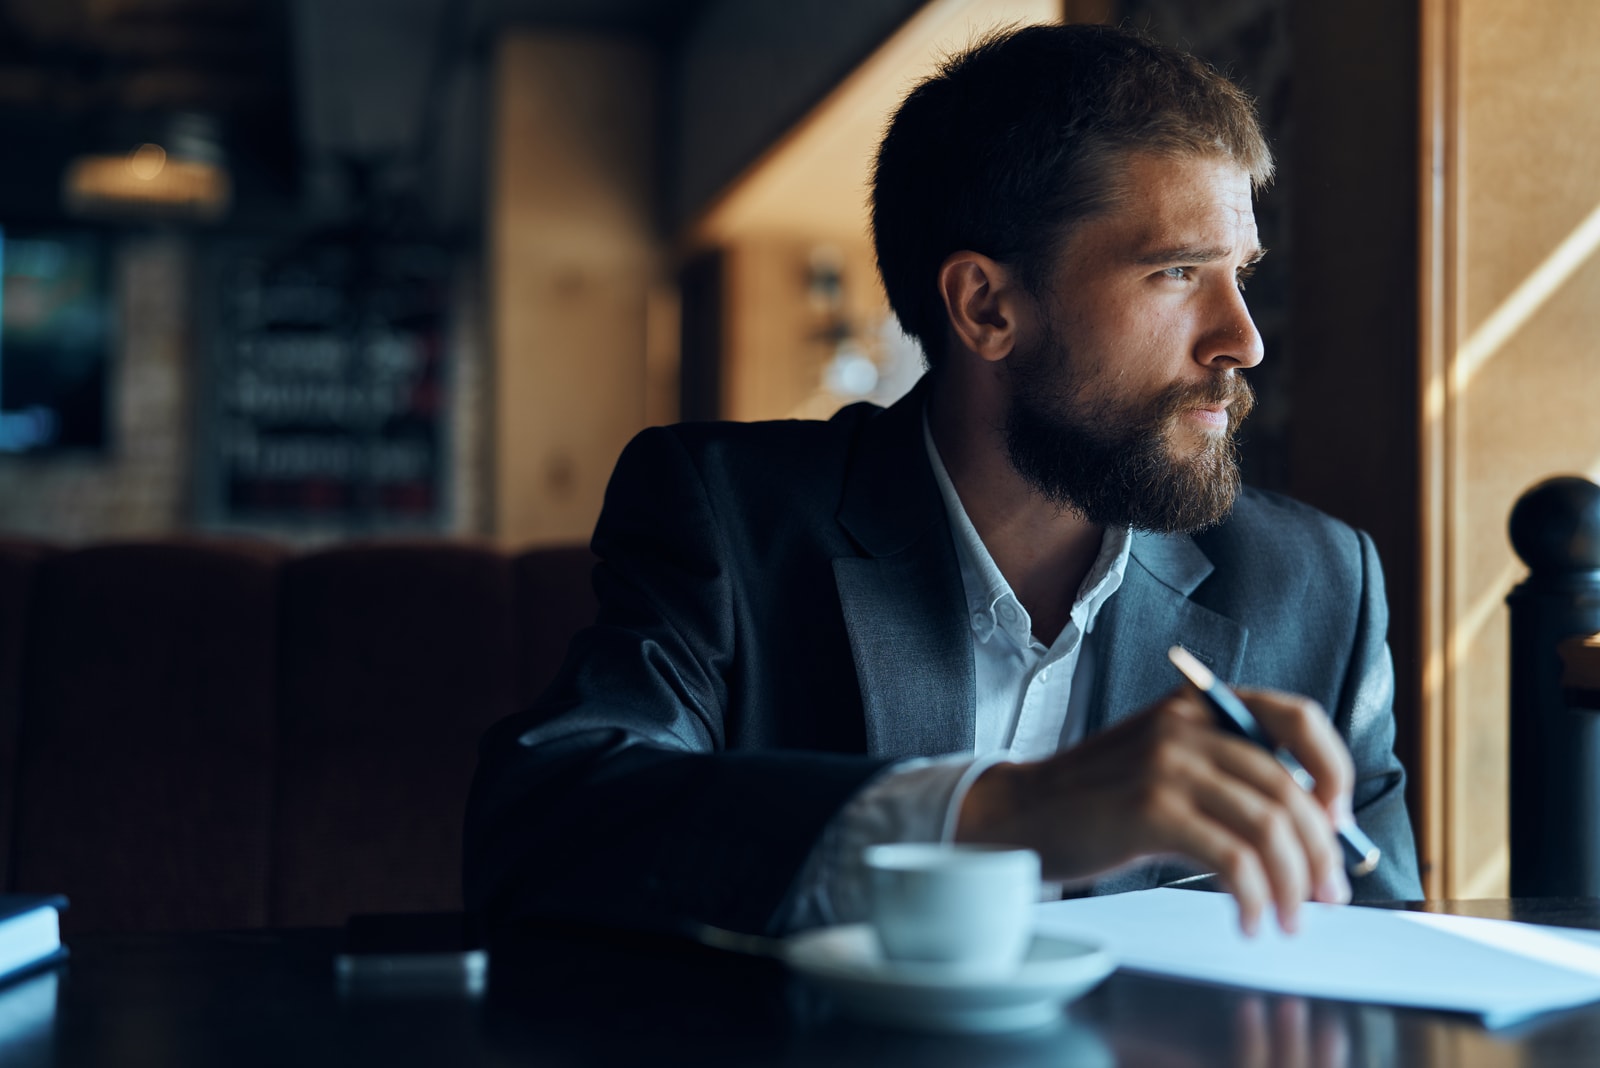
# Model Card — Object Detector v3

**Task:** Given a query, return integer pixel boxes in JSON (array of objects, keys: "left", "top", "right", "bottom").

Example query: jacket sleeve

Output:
[
  {"left": 463, "top": 426, "right": 891, "bottom": 936},
  {"left": 1340, "top": 529, "right": 1424, "bottom": 901}
]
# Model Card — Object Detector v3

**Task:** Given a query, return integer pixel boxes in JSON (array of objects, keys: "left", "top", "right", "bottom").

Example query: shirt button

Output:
[
  {"left": 999, "top": 602, "right": 1018, "bottom": 622},
  {"left": 971, "top": 612, "right": 987, "bottom": 629},
  {"left": 1037, "top": 668, "right": 1050, "bottom": 682}
]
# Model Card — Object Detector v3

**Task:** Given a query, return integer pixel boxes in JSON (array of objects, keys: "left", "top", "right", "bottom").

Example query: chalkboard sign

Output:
[{"left": 198, "top": 237, "right": 451, "bottom": 531}]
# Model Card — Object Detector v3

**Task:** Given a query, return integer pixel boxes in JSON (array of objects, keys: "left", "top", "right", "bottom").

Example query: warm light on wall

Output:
[
  {"left": 62, "top": 144, "right": 231, "bottom": 222},
  {"left": 61, "top": 115, "right": 233, "bottom": 223}
]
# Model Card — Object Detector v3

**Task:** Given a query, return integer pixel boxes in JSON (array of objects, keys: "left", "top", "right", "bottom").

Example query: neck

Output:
[{"left": 926, "top": 372, "right": 1105, "bottom": 642}]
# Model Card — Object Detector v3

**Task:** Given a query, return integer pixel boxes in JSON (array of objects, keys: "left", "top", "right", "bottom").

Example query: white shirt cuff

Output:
[{"left": 782, "top": 752, "right": 1013, "bottom": 931}]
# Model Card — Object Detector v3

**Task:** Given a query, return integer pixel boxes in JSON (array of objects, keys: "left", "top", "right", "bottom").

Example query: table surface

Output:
[{"left": 7, "top": 899, "right": 1600, "bottom": 1067}]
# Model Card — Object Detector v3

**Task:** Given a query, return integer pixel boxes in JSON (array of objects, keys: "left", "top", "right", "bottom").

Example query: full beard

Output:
[{"left": 1003, "top": 332, "right": 1255, "bottom": 534}]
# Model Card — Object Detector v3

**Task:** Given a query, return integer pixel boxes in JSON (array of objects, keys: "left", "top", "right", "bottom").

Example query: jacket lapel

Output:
[
  {"left": 832, "top": 381, "right": 976, "bottom": 760},
  {"left": 1091, "top": 530, "right": 1248, "bottom": 735}
]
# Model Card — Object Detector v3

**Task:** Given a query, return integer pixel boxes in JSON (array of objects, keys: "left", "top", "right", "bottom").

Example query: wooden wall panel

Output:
[
  {"left": 490, "top": 35, "right": 659, "bottom": 548},
  {"left": 720, "top": 239, "right": 885, "bottom": 423},
  {"left": 1426, "top": 0, "right": 1600, "bottom": 897}
]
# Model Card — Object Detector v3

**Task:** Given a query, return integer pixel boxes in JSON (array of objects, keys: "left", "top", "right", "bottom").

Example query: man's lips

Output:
[{"left": 1185, "top": 403, "right": 1231, "bottom": 429}]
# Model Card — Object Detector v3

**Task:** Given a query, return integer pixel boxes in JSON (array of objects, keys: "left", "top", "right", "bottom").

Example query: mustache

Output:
[{"left": 1159, "top": 374, "right": 1256, "bottom": 427}]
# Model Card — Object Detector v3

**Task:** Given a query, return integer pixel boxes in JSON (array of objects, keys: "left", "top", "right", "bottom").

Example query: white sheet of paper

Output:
[{"left": 1034, "top": 888, "right": 1600, "bottom": 1028}]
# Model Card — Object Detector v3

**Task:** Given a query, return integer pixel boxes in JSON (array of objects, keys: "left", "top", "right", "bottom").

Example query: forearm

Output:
[
  {"left": 466, "top": 425, "right": 891, "bottom": 935},
  {"left": 465, "top": 721, "right": 890, "bottom": 935}
]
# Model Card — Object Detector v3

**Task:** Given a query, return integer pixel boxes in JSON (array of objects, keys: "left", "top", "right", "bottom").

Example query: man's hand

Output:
[{"left": 955, "top": 685, "right": 1354, "bottom": 935}]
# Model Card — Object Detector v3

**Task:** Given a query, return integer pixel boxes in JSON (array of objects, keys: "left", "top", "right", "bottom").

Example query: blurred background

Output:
[
  {"left": 1, "top": 0, "right": 1597, "bottom": 901},
  {"left": 0, "top": 0, "right": 1301, "bottom": 548}
]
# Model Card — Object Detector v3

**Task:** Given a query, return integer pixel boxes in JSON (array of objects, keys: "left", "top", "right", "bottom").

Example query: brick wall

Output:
[{"left": 0, "top": 234, "right": 192, "bottom": 541}]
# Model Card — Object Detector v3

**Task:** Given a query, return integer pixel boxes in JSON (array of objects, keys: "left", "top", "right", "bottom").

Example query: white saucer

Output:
[{"left": 784, "top": 925, "right": 1115, "bottom": 1034}]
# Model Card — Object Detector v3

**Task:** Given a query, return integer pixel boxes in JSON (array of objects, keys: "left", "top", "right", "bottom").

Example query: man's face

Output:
[{"left": 1003, "top": 151, "right": 1265, "bottom": 533}]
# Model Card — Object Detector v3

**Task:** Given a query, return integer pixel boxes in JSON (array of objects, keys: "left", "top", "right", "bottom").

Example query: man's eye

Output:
[
  {"left": 1236, "top": 265, "right": 1258, "bottom": 291},
  {"left": 1162, "top": 266, "right": 1189, "bottom": 280}
]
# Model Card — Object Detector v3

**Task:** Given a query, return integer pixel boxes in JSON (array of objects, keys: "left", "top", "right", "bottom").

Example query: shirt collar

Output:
[{"left": 921, "top": 409, "right": 1131, "bottom": 651}]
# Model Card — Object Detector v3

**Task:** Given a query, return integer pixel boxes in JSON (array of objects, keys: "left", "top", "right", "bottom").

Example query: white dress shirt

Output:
[{"left": 785, "top": 414, "right": 1131, "bottom": 927}]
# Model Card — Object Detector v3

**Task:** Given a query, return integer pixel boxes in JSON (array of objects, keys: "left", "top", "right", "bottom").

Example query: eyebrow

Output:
[{"left": 1134, "top": 245, "right": 1268, "bottom": 266}]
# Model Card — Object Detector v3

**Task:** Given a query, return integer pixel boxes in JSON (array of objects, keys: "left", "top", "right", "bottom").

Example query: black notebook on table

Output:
[{"left": 0, "top": 896, "right": 68, "bottom": 987}]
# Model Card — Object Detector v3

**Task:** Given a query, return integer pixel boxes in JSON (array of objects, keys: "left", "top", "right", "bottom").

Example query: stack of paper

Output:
[
  {"left": 1036, "top": 888, "right": 1600, "bottom": 1028},
  {"left": 0, "top": 896, "right": 66, "bottom": 989}
]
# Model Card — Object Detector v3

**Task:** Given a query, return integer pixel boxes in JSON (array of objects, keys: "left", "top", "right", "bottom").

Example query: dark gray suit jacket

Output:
[{"left": 465, "top": 384, "right": 1422, "bottom": 935}]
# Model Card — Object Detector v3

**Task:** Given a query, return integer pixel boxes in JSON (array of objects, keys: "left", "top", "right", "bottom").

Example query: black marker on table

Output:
[{"left": 1166, "top": 645, "right": 1381, "bottom": 878}]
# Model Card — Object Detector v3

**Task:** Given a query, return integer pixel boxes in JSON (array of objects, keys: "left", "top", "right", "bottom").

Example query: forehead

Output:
[{"left": 1064, "top": 152, "right": 1259, "bottom": 263}]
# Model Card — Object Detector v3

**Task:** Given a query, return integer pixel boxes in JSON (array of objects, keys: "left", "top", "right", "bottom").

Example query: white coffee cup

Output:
[{"left": 862, "top": 843, "right": 1041, "bottom": 979}]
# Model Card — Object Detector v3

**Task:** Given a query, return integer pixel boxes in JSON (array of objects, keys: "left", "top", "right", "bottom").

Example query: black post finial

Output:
[
  {"left": 1509, "top": 476, "right": 1600, "bottom": 575},
  {"left": 1506, "top": 474, "right": 1600, "bottom": 897}
]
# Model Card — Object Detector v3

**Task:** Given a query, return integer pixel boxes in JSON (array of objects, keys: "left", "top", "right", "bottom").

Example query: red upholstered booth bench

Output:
[{"left": 0, "top": 537, "right": 596, "bottom": 934}]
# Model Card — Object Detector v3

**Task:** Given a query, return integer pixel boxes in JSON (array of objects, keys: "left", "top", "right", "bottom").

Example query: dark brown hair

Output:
[{"left": 871, "top": 23, "right": 1273, "bottom": 369}]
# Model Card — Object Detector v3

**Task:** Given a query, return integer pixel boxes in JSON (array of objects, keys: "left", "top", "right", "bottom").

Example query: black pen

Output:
[{"left": 1166, "top": 645, "right": 1381, "bottom": 877}]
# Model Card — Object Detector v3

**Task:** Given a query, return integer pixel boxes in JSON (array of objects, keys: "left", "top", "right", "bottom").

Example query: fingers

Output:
[
  {"left": 1143, "top": 788, "right": 1275, "bottom": 937},
  {"left": 1188, "top": 761, "right": 1312, "bottom": 932},
  {"left": 1103, "top": 701, "right": 1290, "bottom": 934},
  {"left": 1141, "top": 692, "right": 1349, "bottom": 932},
  {"left": 1205, "top": 736, "right": 1349, "bottom": 910},
  {"left": 1135, "top": 753, "right": 1307, "bottom": 934},
  {"left": 1236, "top": 688, "right": 1355, "bottom": 822},
  {"left": 956, "top": 683, "right": 1359, "bottom": 937}
]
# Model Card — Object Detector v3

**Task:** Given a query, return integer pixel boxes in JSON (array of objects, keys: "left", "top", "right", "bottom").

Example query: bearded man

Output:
[{"left": 465, "top": 23, "right": 1423, "bottom": 940}]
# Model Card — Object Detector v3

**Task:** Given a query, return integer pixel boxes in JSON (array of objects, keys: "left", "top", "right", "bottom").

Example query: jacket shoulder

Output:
[
  {"left": 612, "top": 403, "right": 882, "bottom": 499},
  {"left": 1186, "top": 488, "right": 1376, "bottom": 618},
  {"left": 1204, "top": 487, "right": 1366, "bottom": 562},
  {"left": 652, "top": 402, "right": 880, "bottom": 458},
  {"left": 599, "top": 403, "right": 890, "bottom": 553}
]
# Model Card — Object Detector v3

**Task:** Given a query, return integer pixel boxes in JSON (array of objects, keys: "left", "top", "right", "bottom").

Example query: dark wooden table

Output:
[{"left": 7, "top": 900, "right": 1600, "bottom": 1067}]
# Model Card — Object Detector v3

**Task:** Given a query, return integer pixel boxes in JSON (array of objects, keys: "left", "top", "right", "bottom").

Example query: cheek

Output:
[
  {"left": 1054, "top": 282, "right": 1187, "bottom": 388},
  {"left": 1086, "top": 289, "right": 1177, "bottom": 355},
  {"left": 1087, "top": 315, "right": 1179, "bottom": 388}
]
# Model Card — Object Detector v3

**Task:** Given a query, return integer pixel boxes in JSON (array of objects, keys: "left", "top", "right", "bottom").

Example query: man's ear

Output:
[{"left": 936, "top": 251, "right": 1026, "bottom": 364}]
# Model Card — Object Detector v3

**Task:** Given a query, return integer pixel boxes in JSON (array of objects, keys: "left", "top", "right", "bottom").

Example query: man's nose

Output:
[{"left": 1196, "top": 284, "right": 1265, "bottom": 370}]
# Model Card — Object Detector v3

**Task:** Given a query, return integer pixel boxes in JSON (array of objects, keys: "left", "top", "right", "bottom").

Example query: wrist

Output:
[{"left": 954, "top": 761, "right": 1031, "bottom": 845}]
